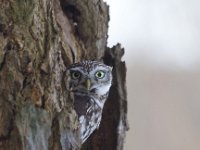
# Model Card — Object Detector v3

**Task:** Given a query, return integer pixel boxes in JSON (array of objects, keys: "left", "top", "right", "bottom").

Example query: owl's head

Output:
[{"left": 67, "top": 61, "right": 112, "bottom": 96}]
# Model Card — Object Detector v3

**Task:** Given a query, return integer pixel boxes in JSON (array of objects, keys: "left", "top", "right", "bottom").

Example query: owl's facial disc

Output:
[{"left": 68, "top": 62, "right": 112, "bottom": 94}]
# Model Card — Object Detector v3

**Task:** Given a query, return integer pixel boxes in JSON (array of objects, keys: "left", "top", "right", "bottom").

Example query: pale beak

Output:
[{"left": 85, "top": 79, "right": 91, "bottom": 90}]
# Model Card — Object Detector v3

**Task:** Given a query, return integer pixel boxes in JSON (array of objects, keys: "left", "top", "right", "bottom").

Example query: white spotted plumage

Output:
[{"left": 67, "top": 60, "right": 112, "bottom": 143}]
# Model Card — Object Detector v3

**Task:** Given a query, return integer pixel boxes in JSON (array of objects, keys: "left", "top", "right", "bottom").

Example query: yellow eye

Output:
[
  {"left": 71, "top": 71, "right": 81, "bottom": 79},
  {"left": 95, "top": 71, "right": 105, "bottom": 79}
]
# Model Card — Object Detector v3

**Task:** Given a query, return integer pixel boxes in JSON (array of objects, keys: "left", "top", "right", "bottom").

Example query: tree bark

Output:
[{"left": 0, "top": 0, "right": 128, "bottom": 150}]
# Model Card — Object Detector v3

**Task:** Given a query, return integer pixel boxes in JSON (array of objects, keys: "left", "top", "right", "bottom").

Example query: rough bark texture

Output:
[{"left": 0, "top": 0, "right": 128, "bottom": 150}]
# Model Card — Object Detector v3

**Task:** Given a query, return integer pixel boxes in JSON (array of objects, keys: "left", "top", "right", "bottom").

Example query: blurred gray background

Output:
[{"left": 105, "top": 0, "right": 200, "bottom": 150}]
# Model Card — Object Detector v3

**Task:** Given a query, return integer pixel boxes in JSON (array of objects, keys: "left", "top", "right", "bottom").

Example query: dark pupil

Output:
[
  {"left": 97, "top": 72, "right": 102, "bottom": 77},
  {"left": 74, "top": 72, "right": 79, "bottom": 77}
]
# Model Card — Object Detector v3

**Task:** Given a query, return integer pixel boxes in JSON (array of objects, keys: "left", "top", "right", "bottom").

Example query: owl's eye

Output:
[
  {"left": 71, "top": 71, "right": 81, "bottom": 79},
  {"left": 95, "top": 71, "right": 105, "bottom": 79}
]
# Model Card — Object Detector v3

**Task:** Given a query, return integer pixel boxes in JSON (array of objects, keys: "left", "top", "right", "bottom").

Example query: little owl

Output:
[{"left": 67, "top": 60, "right": 113, "bottom": 143}]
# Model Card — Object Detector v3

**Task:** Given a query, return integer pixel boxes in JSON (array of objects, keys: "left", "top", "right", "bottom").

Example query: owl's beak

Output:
[{"left": 85, "top": 79, "right": 91, "bottom": 90}]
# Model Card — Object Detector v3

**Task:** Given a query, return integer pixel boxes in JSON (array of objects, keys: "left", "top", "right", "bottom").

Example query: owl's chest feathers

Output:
[
  {"left": 74, "top": 93, "right": 103, "bottom": 140},
  {"left": 73, "top": 92, "right": 108, "bottom": 116}
]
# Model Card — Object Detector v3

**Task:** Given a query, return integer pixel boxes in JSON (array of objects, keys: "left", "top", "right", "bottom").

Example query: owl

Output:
[{"left": 67, "top": 60, "right": 112, "bottom": 143}]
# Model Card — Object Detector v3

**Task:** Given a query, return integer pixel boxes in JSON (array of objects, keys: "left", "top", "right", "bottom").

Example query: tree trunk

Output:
[{"left": 0, "top": 0, "right": 128, "bottom": 150}]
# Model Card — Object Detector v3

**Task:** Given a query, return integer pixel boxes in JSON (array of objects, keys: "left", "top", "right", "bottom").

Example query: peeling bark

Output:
[{"left": 0, "top": 0, "right": 128, "bottom": 150}]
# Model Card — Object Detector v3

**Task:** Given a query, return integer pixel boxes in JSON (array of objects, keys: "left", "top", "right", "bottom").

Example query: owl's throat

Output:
[{"left": 72, "top": 87, "right": 97, "bottom": 95}]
